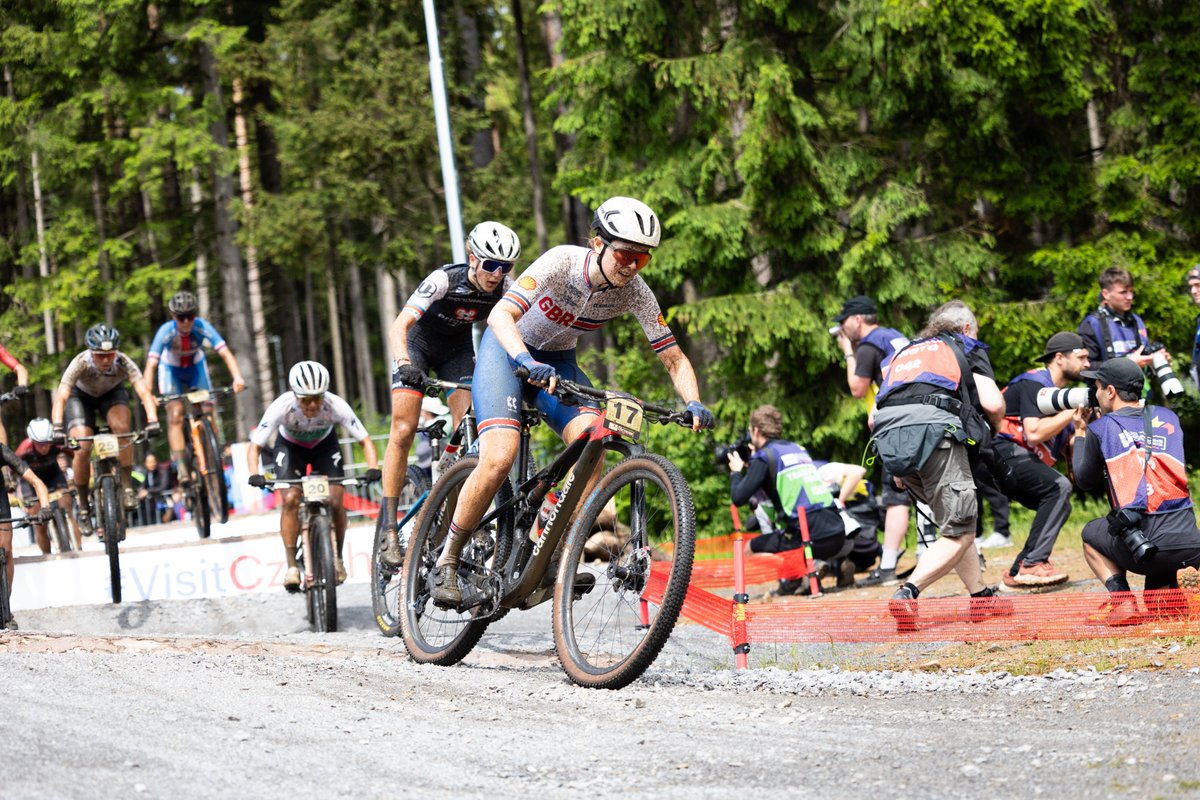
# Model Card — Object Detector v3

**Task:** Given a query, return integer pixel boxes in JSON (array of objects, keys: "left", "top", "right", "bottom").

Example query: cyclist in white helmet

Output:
[
  {"left": 246, "top": 361, "right": 381, "bottom": 590},
  {"left": 15, "top": 418, "right": 78, "bottom": 552},
  {"left": 378, "top": 221, "right": 520, "bottom": 564},
  {"left": 429, "top": 196, "right": 715, "bottom": 607}
]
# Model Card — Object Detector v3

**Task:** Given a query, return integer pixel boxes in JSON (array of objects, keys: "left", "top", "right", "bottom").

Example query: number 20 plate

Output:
[
  {"left": 302, "top": 476, "right": 331, "bottom": 502},
  {"left": 605, "top": 394, "right": 644, "bottom": 442}
]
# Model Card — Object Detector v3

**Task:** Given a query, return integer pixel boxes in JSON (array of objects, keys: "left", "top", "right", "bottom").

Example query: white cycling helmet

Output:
[
  {"left": 288, "top": 361, "right": 330, "bottom": 397},
  {"left": 27, "top": 418, "right": 55, "bottom": 444},
  {"left": 467, "top": 221, "right": 521, "bottom": 263},
  {"left": 593, "top": 196, "right": 661, "bottom": 248}
]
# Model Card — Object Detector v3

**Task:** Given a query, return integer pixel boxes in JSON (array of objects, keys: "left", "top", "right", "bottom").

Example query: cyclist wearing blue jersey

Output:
[
  {"left": 428, "top": 196, "right": 715, "bottom": 608},
  {"left": 143, "top": 291, "right": 247, "bottom": 483},
  {"left": 379, "top": 222, "right": 520, "bottom": 565}
]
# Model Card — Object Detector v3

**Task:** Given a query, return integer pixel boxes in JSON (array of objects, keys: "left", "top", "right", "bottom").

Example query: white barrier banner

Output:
[{"left": 12, "top": 524, "right": 375, "bottom": 611}]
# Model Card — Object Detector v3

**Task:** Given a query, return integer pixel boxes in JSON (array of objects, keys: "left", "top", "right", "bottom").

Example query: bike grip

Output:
[{"left": 514, "top": 366, "right": 530, "bottom": 380}]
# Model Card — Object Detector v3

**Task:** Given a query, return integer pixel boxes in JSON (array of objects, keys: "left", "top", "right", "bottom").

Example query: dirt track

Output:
[{"left": 3, "top": 584, "right": 1200, "bottom": 799}]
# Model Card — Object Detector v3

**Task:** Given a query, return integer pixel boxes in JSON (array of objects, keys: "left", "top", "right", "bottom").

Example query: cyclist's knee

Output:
[
  {"left": 281, "top": 492, "right": 301, "bottom": 512},
  {"left": 166, "top": 403, "right": 185, "bottom": 426}
]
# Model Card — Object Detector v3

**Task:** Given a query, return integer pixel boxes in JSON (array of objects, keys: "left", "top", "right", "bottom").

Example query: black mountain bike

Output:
[
  {"left": 70, "top": 429, "right": 151, "bottom": 604},
  {"left": 371, "top": 378, "right": 478, "bottom": 637},
  {"left": 400, "top": 378, "right": 697, "bottom": 690},
  {"left": 269, "top": 474, "right": 370, "bottom": 632},
  {"left": 157, "top": 387, "right": 232, "bottom": 538},
  {"left": 21, "top": 487, "right": 76, "bottom": 554}
]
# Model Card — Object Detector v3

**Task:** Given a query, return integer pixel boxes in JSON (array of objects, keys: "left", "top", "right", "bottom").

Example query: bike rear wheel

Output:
[
  {"left": 310, "top": 512, "right": 338, "bottom": 632},
  {"left": 100, "top": 476, "right": 123, "bottom": 604},
  {"left": 199, "top": 418, "right": 229, "bottom": 525},
  {"left": 371, "top": 465, "right": 430, "bottom": 637},
  {"left": 552, "top": 453, "right": 695, "bottom": 689},
  {"left": 192, "top": 479, "right": 211, "bottom": 539},
  {"left": 401, "top": 457, "right": 512, "bottom": 665}
]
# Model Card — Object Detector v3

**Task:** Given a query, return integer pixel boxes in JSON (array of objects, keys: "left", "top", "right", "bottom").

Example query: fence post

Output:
[
  {"left": 729, "top": 504, "right": 749, "bottom": 670},
  {"left": 797, "top": 506, "right": 822, "bottom": 597}
]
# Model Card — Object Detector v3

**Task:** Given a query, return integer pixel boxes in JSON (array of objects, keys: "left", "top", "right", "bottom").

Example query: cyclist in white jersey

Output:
[
  {"left": 246, "top": 361, "right": 380, "bottom": 590},
  {"left": 429, "top": 197, "right": 715, "bottom": 607},
  {"left": 51, "top": 324, "right": 161, "bottom": 532},
  {"left": 144, "top": 291, "right": 247, "bottom": 484}
]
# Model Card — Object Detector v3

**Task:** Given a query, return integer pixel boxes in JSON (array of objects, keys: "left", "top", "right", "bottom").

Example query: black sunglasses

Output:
[
  {"left": 479, "top": 259, "right": 514, "bottom": 274},
  {"left": 174, "top": 313, "right": 196, "bottom": 322}
]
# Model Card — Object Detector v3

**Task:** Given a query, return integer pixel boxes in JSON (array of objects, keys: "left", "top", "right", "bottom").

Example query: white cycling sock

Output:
[{"left": 880, "top": 548, "right": 900, "bottom": 571}]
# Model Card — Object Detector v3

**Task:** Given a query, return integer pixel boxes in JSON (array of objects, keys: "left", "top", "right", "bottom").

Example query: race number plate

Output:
[
  {"left": 93, "top": 434, "right": 120, "bottom": 459},
  {"left": 605, "top": 394, "right": 644, "bottom": 442},
  {"left": 186, "top": 389, "right": 211, "bottom": 404},
  {"left": 302, "top": 476, "right": 331, "bottom": 502}
]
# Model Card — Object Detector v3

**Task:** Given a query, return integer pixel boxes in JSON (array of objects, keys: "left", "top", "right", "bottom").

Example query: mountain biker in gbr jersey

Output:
[
  {"left": 143, "top": 291, "right": 247, "bottom": 484},
  {"left": 379, "top": 222, "right": 519, "bottom": 566},
  {"left": 427, "top": 196, "right": 716, "bottom": 607}
]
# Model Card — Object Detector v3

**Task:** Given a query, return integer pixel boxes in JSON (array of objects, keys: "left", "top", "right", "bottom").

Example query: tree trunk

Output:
[
  {"left": 3, "top": 65, "right": 32, "bottom": 277},
  {"left": 344, "top": 238, "right": 377, "bottom": 418},
  {"left": 454, "top": 0, "right": 493, "bottom": 169},
  {"left": 91, "top": 168, "right": 116, "bottom": 327},
  {"left": 30, "top": 148, "right": 56, "bottom": 355},
  {"left": 304, "top": 267, "right": 319, "bottom": 360},
  {"left": 199, "top": 42, "right": 261, "bottom": 432},
  {"left": 190, "top": 168, "right": 211, "bottom": 318},
  {"left": 233, "top": 78, "right": 274, "bottom": 404},
  {"left": 511, "top": 0, "right": 548, "bottom": 252},
  {"left": 541, "top": 10, "right": 590, "bottom": 242},
  {"left": 323, "top": 219, "right": 348, "bottom": 397}
]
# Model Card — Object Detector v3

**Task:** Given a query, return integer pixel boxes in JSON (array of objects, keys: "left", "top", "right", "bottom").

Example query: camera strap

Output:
[{"left": 1141, "top": 402, "right": 1154, "bottom": 476}]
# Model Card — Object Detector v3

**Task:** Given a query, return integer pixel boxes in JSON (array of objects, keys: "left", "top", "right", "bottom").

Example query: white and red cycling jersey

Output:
[
  {"left": 250, "top": 391, "right": 369, "bottom": 449},
  {"left": 501, "top": 245, "right": 677, "bottom": 355}
]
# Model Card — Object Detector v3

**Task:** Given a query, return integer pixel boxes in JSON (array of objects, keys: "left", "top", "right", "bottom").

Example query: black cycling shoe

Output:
[
  {"left": 430, "top": 563, "right": 463, "bottom": 609},
  {"left": 571, "top": 572, "right": 596, "bottom": 599}
]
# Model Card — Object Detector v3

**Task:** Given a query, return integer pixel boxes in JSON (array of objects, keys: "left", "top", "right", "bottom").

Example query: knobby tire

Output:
[
  {"left": 371, "top": 465, "right": 430, "bottom": 637},
  {"left": 552, "top": 453, "right": 695, "bottom": 690},
  {"left": 101, "top": 476, "right": 123, "bottom": 604},
  {"left": 50, "top": 507, "right": 72, "bottom": 554},
  {"left": 0, "top": 548, "right": 11, "bottom": 629},
  {"left": 311, "top": 512, "right": 338, "bottom": 632},
  {"left": 200, "top": 419, "right": 229, "bottom": 525}
]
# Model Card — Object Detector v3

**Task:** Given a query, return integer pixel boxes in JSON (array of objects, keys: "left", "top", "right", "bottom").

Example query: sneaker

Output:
[
  {"left": 837, "top": 559, "right": 856, "bottom": 588},
  {"left": 1013, "top": 560, "right": 1069, "bottom": 587},
  {"left": 122, "top": 487, "right": 138, "bottom": 511},
  {"left": 283, "top": 566, "right": 301, "bottom": 593},
  {"left": 979, "top": 531, "right": 1014, "bottom": 549},
  {"left": 1088, "top": 593, "right": 1143, "bottom": 627},
  {"left": 1001, "top": 572, "right": 1020, "bottom": 589},
  {"left": 969, "top": 586, "right": 1015, "bottom": 622},
  {"left": 335, "top": 558, "right": 347, "bottom": 586},
  {"left": 430, "top": 563, "right": 462, "bottom": 608},
  {"left": 381, "top": 533, "right": 405, "bottom": 568},
  {"left": 859, "top": 566, "right": 897, "bottom": 587},
  {"left": 888, "top": 584, "right": 918, "bottom": 632}
]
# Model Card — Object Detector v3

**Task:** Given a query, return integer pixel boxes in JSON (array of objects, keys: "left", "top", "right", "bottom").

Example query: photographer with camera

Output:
[
  {"left": 989, "top": 332, "right": 1091, "bottom": 589},
  {"left": 1072, "top": 357, "right": 1200, "bottom": 626},
  {"left": 833, "top": 295, "right": 912, "bottom": 585},
  {"left": 868, "top": 301, "right": 1011, "bottom": 630},
  {"left": 728, "top": 405, "right": 854, "bottom": 594},
  {"left": 1185, "top": 266, "right": 1200, "bottom": 388}
]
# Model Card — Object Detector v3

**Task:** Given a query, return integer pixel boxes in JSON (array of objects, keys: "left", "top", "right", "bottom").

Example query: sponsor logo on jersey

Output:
[
  {"left": 657, "top": 313, "right": 666, "bottom": 327},
  {"left": 454, "top": 308, "right": 478, "bottom": 322},
  {"left": 537, "top": 296, "right": 577, "bottom": 327},
  {"left": 518, "top": 276, "right": 537, "bottom": 291},
  {"left": 416, "top": 280, "right": 437, "bottom": 297}
]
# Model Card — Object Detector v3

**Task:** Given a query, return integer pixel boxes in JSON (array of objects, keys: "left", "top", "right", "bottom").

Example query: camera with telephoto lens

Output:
[
  {"left": 1036, "top": 385, "right": 1099, "bottom": 414},
  {"left": 714, "top": 434, "right": 753, "bottom": 469},
  {"left": 1142, "top": 341, "right": 1185, "bottom": 399},
  {"left": 1107, "top": 506, "right": 1158, "bottom": 563}
]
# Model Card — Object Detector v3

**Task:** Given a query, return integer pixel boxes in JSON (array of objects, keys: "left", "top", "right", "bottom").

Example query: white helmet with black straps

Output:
[
  {"left": 593, "top": 196, "right": 661, "bottom": 248},
  {"left": 27, "top": 418, "right": 55, "bottom": 444},
  {"left": 288, "top": 361, "right": 330, "bottom": 397},
  {"left": 467, "top": 221, "right": 521, "bottom": 263}
]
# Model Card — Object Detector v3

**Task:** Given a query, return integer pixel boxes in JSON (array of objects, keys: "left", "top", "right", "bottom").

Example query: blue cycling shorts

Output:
[
  {"left": 471, "top": 329, "right": 599, "bottom": 438},
  {"left": 158, "top": 361, "right": 212, "bottom": 395}
]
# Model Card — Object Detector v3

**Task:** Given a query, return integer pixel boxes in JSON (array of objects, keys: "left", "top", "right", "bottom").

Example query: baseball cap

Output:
[
  {"left": 1080, "top": 357, "right": 1144, "bottom": 395},
  {"left": 833, "top": 295, "right": 877, "bottom": 323},
  {"left": 1036, "top": 331, "right": 1086, "bottom": 362},
  {"left": 421, "top": 396, "right": 449, "bottom": 416}
]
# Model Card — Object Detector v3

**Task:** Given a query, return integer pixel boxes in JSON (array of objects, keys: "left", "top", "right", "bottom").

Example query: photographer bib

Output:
[
  {"left": 753, "top": 441, "right": 835, "bottom": 530},
  {"left": 1092, "top": 408, "right": 1190, "bottom": 514}
]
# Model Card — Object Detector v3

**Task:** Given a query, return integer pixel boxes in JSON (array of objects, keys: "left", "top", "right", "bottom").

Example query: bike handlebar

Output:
[
  {"left": 66, "top": 429, "right": 152, "bottom": 449},
  {"left": 156, "top": 387, "right": 235, "bottom": 406},
  {"left": 0, "top": 515, "right": 40, "bottom": 528},
  {"left": 513, "top": 368, "right": 695, "bottom": 427},
  {"left": 265, "top": 476, "right": 365, "bottom": 491}
]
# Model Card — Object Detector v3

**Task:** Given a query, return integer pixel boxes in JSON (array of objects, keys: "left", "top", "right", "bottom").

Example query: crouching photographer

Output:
[
  {"left": 728, "top": 405, "right": 853, "bottom": 594},
  {"left": 1072, "top": 358, "right": 1200, "bottom": 626}
]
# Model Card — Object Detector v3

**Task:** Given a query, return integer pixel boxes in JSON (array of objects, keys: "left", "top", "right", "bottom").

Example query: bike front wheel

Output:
[
  {"left": 310, "top": 513, "right": 338, "bottom": 632},
  {"left": 552, "top": 453, "right": 695, "bottom": 689},
  {"left": 199, "top": 419, "right": 229, "bottom": 525},
  {"left": 100, "top": 477, "right": 123, "bottom": 604},
  {"left": 371, "top": 465, "right": 429, "bottom": 637},
  {"left": 0, "top": 548, "right": 11, "bottom": 628},
  {"left": 401, "top": 456, "right": 512, "bottom": 665},
  {"left": 49, "top": 506, "right": 72, "bottom": 554}
]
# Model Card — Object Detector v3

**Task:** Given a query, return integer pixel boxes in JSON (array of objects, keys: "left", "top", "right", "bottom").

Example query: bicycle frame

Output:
[
  {"left": 268, "top": 475, "right": 360, "bottom": 587},
  {"left": 159, "top": 388, "right": 232, "bottom": 474}
]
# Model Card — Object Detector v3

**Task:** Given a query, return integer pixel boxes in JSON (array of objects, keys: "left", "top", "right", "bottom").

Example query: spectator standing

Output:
[
  {"left": 833, "top": 295, "right": 911, "bottom": 585},
  {"left": 132, "top": 453, "right": 173, "bottom": 526},
  {"left": 1077, "top": 267, "right": 1155, "bottom": 368}
]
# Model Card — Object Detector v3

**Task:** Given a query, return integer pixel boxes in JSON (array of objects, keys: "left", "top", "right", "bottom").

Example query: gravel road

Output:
[{"left": 3, "top": 585, "right": 1199, "bottom": 799}]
